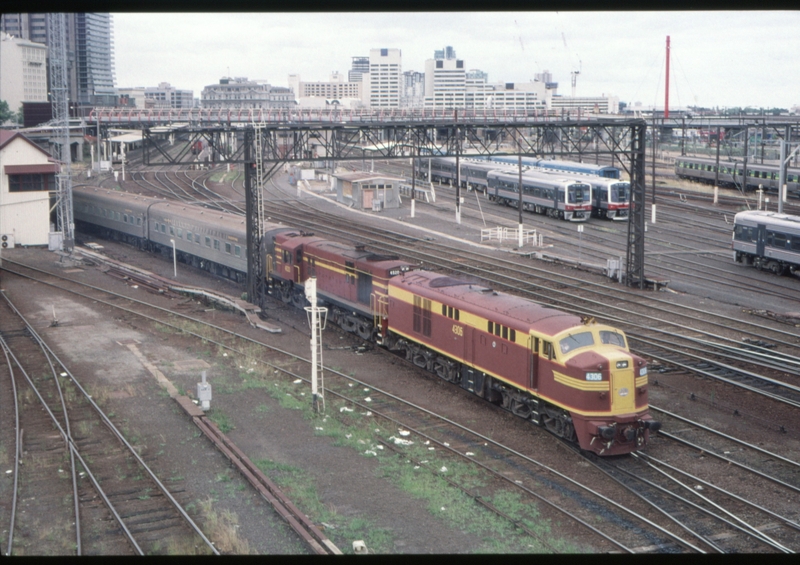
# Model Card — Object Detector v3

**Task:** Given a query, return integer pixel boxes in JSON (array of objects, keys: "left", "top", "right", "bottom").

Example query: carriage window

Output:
[
  {"left": 235, "top": 245, "right": 241, "bottom": 257},
  {"left": 791, "top": 237, "right": 800, "bottom": 252},
  {"left": 123, "top": 214, "right": 128, "bottom": 223},
  {"left": 160, "top": 224, "right": 166, "bottom": 233},
  {"left": 169, "top": 226, "right": 175, "bottom": 236},
  {"left": 177, "top": 228, "right": 182, "bottom": 238},
  {"left": 137, "top": 218, "right": 142, "bottom": 226},
  {"left": 225, "top": 242, "right": 232, "bottom": 254},
  {"left": 187, "top": 231, "right": 192, "bottom": 242},
  {"left": 205, "top": 236, "right": 211, "bottom": 247},
  {"left": 770, "top": 232, "right": 788, "bottom": 248},
  {"left": 195, "top": 233, "right": 200, "bottom": 244}
]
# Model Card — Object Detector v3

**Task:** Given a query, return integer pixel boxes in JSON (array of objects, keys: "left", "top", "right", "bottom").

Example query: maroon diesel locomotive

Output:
[{"left": 383, "top": 271, "right": 660, "bottom": 456}]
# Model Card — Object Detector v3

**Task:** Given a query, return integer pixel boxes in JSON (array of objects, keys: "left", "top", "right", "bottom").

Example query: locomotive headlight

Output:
[
  {"left": 615, "top": 360, "right": 629, "bottom": 369},
  {"left": 585, "top": 372, "right": 602, "bottom": 381},
  {"left": 639, "top": 367, "right": 648, "bottom": 377}
]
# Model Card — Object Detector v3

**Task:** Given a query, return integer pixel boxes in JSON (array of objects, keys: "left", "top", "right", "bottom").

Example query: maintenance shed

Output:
[{"left": 333, "top": 171, "right": 403, "bottom": 211}]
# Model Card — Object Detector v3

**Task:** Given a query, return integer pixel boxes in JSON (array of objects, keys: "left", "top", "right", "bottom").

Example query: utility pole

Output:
[{"left": 47, "top": 13, "right": 74, "bottom": 252}]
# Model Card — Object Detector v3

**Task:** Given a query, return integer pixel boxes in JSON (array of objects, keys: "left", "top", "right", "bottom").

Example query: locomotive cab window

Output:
[
  {"left": 542, "top": 341, "right": 554, "bottom": 360},
  {"left": 600, "top": 331, "right": 626, "bottom": 348},
  {"left": 559, "top": 332, "right": 595, "bottom": 354}
]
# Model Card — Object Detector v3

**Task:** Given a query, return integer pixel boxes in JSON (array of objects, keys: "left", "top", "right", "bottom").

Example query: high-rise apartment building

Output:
[
  {"left": 401, "top": 70, "right": 424, "bottom": 108},
  {"left": 348, "top": 56, "right": 369, "bottom": 83},
  {"left": 367, "top": 48, "right": 401, "bottom": 108},
  {"left": 0, "top": 33, "right": 48, "bottom": 117},
  {"left": 424, "top": 55, "right": 466, "bottom": 108},
  {"left": 0, "top": 13, "right": 116, "bottom": 108}
]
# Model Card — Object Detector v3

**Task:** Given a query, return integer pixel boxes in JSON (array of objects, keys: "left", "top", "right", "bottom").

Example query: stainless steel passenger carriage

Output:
[
  {"left": 732, "top": 210, "right": 800, "bottom": 276},
  {"left": 487, "top": 170, "right": 592, "bottom": 221}
]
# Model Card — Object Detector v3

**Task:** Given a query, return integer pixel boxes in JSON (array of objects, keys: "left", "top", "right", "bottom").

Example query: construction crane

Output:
[
  {"left": 47, "top": 13, "right": 74, "bottom": 252},
  {"left": 571, "top": 69, "right": 580, "bottom": 98}
]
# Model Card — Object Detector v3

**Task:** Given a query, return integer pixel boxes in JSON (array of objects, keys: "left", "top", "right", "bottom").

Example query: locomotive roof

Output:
[
  {"left": 489, "top": 168, "right": 590, "bottom": 187},
  {"left": 306, "top": 239, "right": 413, "bottom": 267},
  {"left": 392, "top": 271, "right": 582, "bottom": 336}
]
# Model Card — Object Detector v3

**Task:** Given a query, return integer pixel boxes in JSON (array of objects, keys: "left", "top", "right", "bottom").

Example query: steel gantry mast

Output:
[
  {"left": 626, "top": 122, "right": 648, "bottom": 288},
  {"left": 47, "top": 13, "right": 75, "bottom": 252}
]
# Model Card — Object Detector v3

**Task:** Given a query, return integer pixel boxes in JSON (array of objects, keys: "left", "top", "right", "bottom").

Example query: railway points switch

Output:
[{"left": 197, "top": 371, "right": 212, "bottom": 411}]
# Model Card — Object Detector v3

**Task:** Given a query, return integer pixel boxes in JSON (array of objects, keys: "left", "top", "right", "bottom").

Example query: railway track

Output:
[
  {"left": 0, "top": 290, "right": 219, "bottom": 556},
  {"left": 8, "top": 246, "right": 800, "bottom": 552}
]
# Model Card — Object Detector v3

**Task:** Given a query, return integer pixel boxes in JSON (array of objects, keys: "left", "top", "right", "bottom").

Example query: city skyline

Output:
[{"left": 112, "top": 11, "right": 799, "bottom": 110}]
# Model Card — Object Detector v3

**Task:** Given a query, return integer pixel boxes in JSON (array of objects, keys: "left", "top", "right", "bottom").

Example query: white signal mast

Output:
[{"left": 304, "top": 277, "right": 328, "bottom": 413}]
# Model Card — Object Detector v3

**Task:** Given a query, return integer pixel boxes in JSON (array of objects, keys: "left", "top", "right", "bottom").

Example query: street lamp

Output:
[{"left": 170, "top": 239, "right": 177, "bottom": 278}]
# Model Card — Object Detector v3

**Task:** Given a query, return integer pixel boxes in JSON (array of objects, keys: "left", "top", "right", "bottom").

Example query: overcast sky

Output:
[{"left": 112, "top": 11, "right": 800, "bottom": 110}]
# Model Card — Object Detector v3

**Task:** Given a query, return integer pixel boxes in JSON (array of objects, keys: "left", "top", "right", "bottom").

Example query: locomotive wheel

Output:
[{"left": 768, "top": 261, "right": 785, "bottom": 276}]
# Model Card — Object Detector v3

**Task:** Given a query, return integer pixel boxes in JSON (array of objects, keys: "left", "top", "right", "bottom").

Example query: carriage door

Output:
[
  {"left": 529, "top": 336, "right": 539, "bottom": 391},
  {"left": 756, "top": 224, "right": 766, "bottom": 257},
  {"left": 357, "top": 272, "right": 372, "bottom": 304}
]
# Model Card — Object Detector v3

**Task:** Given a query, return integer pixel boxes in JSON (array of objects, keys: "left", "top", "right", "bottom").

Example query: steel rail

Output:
[
  {"left": 0, "top": 332, "right": 144, "bottom": 555},
  {"left": 609, "top": 455, "right": 785, "bottom": 553},
  {"left": 636, "top": 451, "right": 800, "bottom": 537},
  {"left": 0, "top": 290, "right": 219, "bottom": 556},
  {"left": 649, "top": 405, "right": 800, "bottom": 469},
  {"left": 632, "top": 454, "right": 792, "bottom": 553},
  {"left": 656, "top": 430, "right": 800, "bottom": 496},
  {"left": 0, "top": 342, "right": 20, "bottom": 556},
  {"left": 631, "top": 339, "right": 800, "bottom": 409}
]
